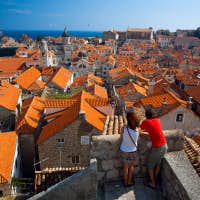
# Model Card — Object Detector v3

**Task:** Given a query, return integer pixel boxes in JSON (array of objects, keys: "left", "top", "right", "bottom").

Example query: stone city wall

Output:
[
  {"left": 90, "top": 129, "right": 184, "bottom": 184},
  {"left": 161, "top": 151, "right": 200, "bottom": 200},
  {"left": 28, "top": 159, "right": 97, "bottom": 200}
]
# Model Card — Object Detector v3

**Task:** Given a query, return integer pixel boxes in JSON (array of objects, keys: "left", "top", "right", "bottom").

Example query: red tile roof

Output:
[
  {"left": 186, "top": 85, "right": 200, "bottom": 104},
  {"left": 0, "top": 80, "right": 21, "bottom": 111},
  {"left": 41, "top": 67, "right": 54, "bottom": 76},
  {"left": 136, "top": 90, "right": 187, "bottom": 109},
  {"left": 71, "top": 73, "right": 103, "bottom": 88},
  {"left": 109, "top": 67, "right": 149, "bottom": 82},
  {"left": 0, "top": 57, "right": 25, "bottom": 78},
  {"left": 88, "top": 84, "right": 108, "bottom": 98},
  {"left": 117, "top": 82, "right": 147, "bottom": 99},
  {"left": 48, "top": 67, "right": 71, "bottom": 90},
  {"left": 16, "top": 96, "right": 45, "bottom": 133},
  {"left": 37, "top": 90, "right": 107, "bottom": 144},
  {"left": 37, "top": 101, "right": 79, "bottom": 144},
  {"left": 0, "top": 131, "right": 17, "bottom": 182},
  {"left": 15, "top": 67, "right": 45, "bottom": 90}
]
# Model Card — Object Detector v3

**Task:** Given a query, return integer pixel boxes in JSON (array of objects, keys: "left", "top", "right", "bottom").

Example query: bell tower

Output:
[{"left": 40, "top": 40, "right": 48, "bottom": 66}]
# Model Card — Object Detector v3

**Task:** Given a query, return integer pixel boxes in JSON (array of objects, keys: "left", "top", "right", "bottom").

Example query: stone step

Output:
[{"left": 104, "top": 178, "right": 165, "bottom": 200}]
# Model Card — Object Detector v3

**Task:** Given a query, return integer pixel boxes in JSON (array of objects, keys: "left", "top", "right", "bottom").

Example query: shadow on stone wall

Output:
[{"left": 28, "top": 159, "right": 97, "bottom": 200}]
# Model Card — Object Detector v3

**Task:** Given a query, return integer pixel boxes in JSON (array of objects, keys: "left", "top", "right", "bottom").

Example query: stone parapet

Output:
[
  {"left": 161, "top": 151, "right": 200, "bottom": 200},
  {"left": 28, "top": 159, "right": 97, "bottom": 200},
  {"left": 91, "top": 129, "right": 184, "bottom": 184}
]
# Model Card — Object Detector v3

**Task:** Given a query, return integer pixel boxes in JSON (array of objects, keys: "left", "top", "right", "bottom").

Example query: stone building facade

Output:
[
  {"left": 126, "top": 28, "right": 153, "bottom": 40},
  {"left": 160, "top": 105, "right": 200, "bottom": 134},
  {"left": 37, "top": 113, "right": 101, "bottom": 170}
]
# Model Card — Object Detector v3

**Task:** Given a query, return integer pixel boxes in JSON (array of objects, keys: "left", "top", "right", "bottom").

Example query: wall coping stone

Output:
[
  {"left": 163, "top": 151, "right": 200, "bottom": 200},
  {"left": 28, "top": 159, "right": 97, "bottom": 200}
]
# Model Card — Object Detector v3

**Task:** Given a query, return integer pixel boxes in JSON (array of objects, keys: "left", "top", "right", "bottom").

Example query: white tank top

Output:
[{"left": 120, "top": 126, "right": 139, "bottom": 153}]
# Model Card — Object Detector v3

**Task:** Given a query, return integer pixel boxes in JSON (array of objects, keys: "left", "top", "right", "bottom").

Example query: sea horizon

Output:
[{"left": 0, "top": 29, "right": 103, "bottom": 40}]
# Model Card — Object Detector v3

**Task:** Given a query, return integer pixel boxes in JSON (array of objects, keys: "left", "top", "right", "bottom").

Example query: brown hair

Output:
[
  {"left": 126, "top": 112, "right": 140, "bottom": 130},
  {"left": 145, "top": 108, "right": 157, "bottom": 119}
]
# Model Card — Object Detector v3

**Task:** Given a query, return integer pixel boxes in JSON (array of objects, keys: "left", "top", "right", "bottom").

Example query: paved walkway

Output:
[{"left": 104, "top": 178, "right": 165, "bottom": 200}]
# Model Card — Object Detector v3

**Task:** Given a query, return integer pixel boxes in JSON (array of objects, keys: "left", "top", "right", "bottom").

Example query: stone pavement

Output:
[{"left": 104, "top": 178, "right": 165, "bottom": 200}]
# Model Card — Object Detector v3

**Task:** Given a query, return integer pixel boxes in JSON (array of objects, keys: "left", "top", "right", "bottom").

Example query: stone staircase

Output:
[{"left": 102, "top": 178, "right": 165, "bottom": 200}]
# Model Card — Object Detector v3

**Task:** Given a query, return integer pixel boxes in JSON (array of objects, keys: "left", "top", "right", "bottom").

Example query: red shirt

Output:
[{"left": 140, "top": 118, "right": 167, "bottom": 147}]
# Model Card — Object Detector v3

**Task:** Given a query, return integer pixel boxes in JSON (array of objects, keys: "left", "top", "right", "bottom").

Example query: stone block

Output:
[
  {"left": 114, "top": 160, "right": 122, "bottom": 168},
  {"left": 106, "top": 169, "right": 119, "bottom": 180},
  {"left": 102, "top": 160, "right": 114, "bottom": 171},
  {"left": 97, "top": 172, "right": 106, "bottom": 181}
]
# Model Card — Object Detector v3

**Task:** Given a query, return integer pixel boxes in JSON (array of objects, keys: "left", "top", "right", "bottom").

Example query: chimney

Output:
[
  {"left": 163, "top": 83, "right": 169, "bottom": 91},
  {"left": 148, "top": 79, "right": 155, "bottom": 95},
  {"left": 187, "top": 96, "right": 193, "bottom": 109},
  {"left": 79, "top": 110, "right": 86, "bottom": 116},
  {"left": 162, "top": 97, "right": 168, "bottom": 114},
  {"left": 129, "top": 79, "right": 133, "bottom": 83}
]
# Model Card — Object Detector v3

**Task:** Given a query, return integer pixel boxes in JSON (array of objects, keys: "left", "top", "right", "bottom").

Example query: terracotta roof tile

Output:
[
  {"left": 102, "top": 108, "right": 144, "bottom": 135},
  {"left": 0, "top": 57, "right": 25, "bottom": 77},
  {"left": 0, "top": 131, "right": 17, "bottom": 182},
  {"left": 193, "top": 134, "right": 200, "bottom": 146},
  {"left": 44, "top": 98, "right": 76, "bottom": 108},
  {"left": 89, "top": 84, "right": 108, "bottom": 98},
  {"left": 49, "top": 67, "right": 71, "bottom": 90},
  {"left": 15, "top": 67, "right": 45, "bottom": 90},
  {"left": 102, "top": 115, "right": 126, "bottom": 135},
  {"left": 138, "top": 90, "right": 187, "bottom": 109},
  {"left": 28, "top": 80, "right": 46, "bottom": 91},
  {"left": 186, "top": 85, "right": 200, "bottom": 104},
  {"left": 37, "top": 101, "right": 79, "bottom": 144},
  {"left": 41, "top": 67, "right": 54, "bottom": 76},
  {"left": 16, "top": 97, "right": 45, "bottom": 133},
  {"left": 117, "top": 82, "right": 147, "bottom": 99},
  {"left": 184, "top": 136, "right": 200, "bottom": 176},
  {"left": 0, "top": 80, "right": 21, "bottom": 111},
  {"left": 71, "top": 73, "right": 103, "bottom": 88},
  {"left": 75, "top": 91, "right": 107, "bottom": 130},
  {"left": 37, "top": 90, "right": 107, "bottom": 144}
]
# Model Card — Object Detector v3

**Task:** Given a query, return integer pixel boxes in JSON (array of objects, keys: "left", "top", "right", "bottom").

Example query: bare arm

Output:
[
  {"left": 138, "top": 128, "right": 149, "bottom": 139},
  {"left": 119, "top": 126, "right": 124, "bottom": 140}
]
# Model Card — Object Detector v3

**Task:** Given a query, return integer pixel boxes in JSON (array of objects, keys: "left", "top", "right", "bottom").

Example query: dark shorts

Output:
[
  {"left": 148, "top": 144, "right": 168, "bottom": 169},
  {"left": 120, "top": 151, "right": 137, "bottom": 165}
]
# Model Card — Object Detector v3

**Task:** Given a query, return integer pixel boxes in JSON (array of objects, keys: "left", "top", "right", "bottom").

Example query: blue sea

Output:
[{"left": 0, "top": 30, "right": 103, "bottom": 40}]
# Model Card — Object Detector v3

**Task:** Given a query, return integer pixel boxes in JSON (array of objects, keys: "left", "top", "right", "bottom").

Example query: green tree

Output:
[
  {"left": 36, "top": 35, "right": 43, "bottom": 42},
  {"left": 194, "top": 27, "right": 200, "bottom": 38}
]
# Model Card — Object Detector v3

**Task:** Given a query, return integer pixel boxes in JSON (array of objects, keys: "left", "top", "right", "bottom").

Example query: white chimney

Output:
[
  {"left": 148, "top": 79, "right": 155, "bottom": 95},
  {"left": 187, "top": 96, "right": 192, "bottom": 109}
]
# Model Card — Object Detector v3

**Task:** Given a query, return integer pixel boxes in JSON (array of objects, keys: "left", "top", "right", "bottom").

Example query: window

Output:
[
  {"left": 56, "top": 138, "right": 65, "bottom": 146},
  {"left": 176, "top": 113, "right": 184, "bottom": 122},
  {"left": 71, "top": 155, "right": 80, "bottom": 164},
  {"left": 81, "top": 136, "right": 90, "bottom": 145}
]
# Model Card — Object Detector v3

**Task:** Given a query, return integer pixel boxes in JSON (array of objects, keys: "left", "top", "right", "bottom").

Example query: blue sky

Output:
[{"left": 0, "top": 0, "right": 199, "bottom": 31}]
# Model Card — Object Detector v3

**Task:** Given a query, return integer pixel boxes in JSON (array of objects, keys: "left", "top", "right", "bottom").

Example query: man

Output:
[{"left": 140, "top": 109, "right": 168, "bottom": 189}]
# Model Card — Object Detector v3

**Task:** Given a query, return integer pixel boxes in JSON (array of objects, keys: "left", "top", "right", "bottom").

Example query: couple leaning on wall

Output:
[{"left": 119, "top": 109, "right": 168, "bottom": 189}]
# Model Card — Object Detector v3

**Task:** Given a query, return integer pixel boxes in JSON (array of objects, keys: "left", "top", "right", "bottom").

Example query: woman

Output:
[{"left": 120, "top": 112, "right": 140, "bottom": 187}]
